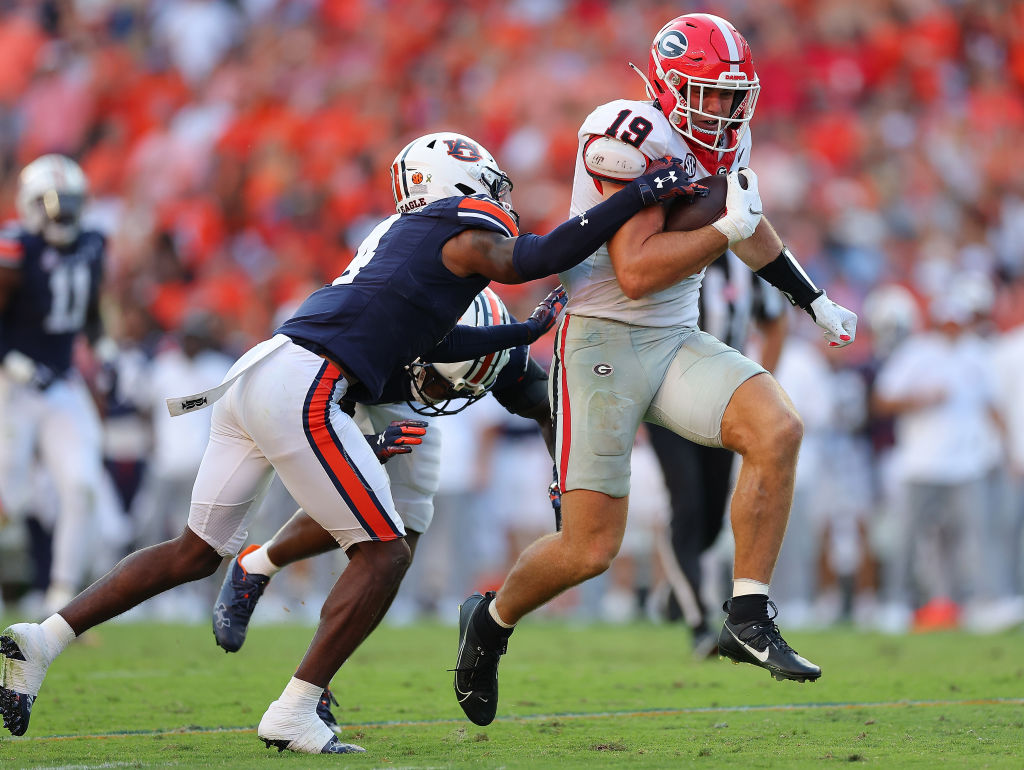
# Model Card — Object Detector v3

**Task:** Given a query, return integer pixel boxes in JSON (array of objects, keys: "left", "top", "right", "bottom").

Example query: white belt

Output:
[{"left": 166, "top": 334, "right": 290, "bottom": 417}]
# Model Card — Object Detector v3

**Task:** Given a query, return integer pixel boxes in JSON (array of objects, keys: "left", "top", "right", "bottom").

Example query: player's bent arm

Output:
[
  {"left": 729, "top": 216, "right": 784, "bottom": 270},
  {"left": 736, "top": 221, "right": 859, "bottom": 349},
  {"left": 442, "top": 158, "right": 697, "bottom": 283},
  {"left": 606, "top": 196, "right": 730, "bottom": 299}
]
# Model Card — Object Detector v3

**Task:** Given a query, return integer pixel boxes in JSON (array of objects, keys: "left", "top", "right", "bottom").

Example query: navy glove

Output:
[
  {"left": 365, "top": 419, "right": 428, "bottom": 463},
  {"left": 632, "top": 157, "right": 702, "bottom": 205},
  {"left": 524, "top": 285, "right": 568, "bottom": 343}
]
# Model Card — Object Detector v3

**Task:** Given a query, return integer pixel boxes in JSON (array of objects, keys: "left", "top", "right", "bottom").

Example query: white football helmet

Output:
[
  {"left": 390, "top": 132, "right": 516, "bottom": 220},
  {"left": 16, "top": 154, "right": 89, "bottom": 247},
  {"left": 863, "top": 283, "right": 921, "bottom": 357},
  {"left": 407, "top": 287, "right": 512, "bottom": 415}
]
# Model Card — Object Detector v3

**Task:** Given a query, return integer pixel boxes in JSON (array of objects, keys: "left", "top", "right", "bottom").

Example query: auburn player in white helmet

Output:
[
  {"left": 451, "top": 14, "right": 861, "bottom": 727},
  {"left": 0, "top": 154, "right": 111, "bottom": 617},
  {"left": 2, "top": 130, "right": 698, "bottom": 750}
]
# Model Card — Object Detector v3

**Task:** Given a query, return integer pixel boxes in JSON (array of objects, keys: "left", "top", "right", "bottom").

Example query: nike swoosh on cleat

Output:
[{"left": 728, "top": 628, "right": 770, "bottom": 662}]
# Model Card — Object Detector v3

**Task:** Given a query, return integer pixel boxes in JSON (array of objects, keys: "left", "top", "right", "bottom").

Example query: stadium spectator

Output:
[
  {"left": 451, "top": 12, "right": 859, "bottom": 728},
  {"left": 873, "top": 291, "right": 1004, "bottom": 631},
  {"left": 0, "top": 132, "right": 697, "bottom": 750}
]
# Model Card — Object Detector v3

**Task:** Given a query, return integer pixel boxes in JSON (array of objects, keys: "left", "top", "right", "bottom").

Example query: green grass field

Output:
[{"left": 1, "top": 617, "right": 1022, "bottom": 768}]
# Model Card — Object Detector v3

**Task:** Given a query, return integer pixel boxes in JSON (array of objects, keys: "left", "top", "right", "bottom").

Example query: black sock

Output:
[
  {"left": 727, "top": 594, "right": 770, "bottom": 624},
  {"left": 472, "top": 596, "right": 514, "bottom": 649}
]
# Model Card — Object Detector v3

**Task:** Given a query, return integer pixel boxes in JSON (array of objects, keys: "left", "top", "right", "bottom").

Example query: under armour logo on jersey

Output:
[
  {"left": 579, "top": 215, "right": 588, "bottom": 227},
  {"left": 593, "top": 363, "right": 613, "bottom": 376},
  {"left": 654, "top": 171, "right": 678, "bottom": 188}
]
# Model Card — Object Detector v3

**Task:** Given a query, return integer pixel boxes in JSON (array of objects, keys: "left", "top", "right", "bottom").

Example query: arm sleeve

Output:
[
  {"left": 511, "top": 183, "right": 647, "bottom": 281},
  {"left": 424, "top": 321, "right": 534, "bottom": 364}
]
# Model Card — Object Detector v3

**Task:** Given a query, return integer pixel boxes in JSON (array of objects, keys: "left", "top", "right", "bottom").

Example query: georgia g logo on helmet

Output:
[{"left": 655, "top": 29, "right": 688, "bottom": 59}]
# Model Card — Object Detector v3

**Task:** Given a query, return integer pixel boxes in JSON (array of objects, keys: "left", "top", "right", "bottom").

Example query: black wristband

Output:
[{"left": 755, "top": 247, "right": 822, "bottom": 311}]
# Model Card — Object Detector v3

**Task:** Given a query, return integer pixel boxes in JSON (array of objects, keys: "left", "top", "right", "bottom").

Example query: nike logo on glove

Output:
[
  {"left": 748, "top": 206, "right": 763, "bottom": 216},
  {"left": 729, "top": 628, "right": 770, "bottom": 662}
]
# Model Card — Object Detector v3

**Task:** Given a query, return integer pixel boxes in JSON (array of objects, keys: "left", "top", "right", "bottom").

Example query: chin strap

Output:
[{"left": 627, "top": 61, "right": 658, "bottom": 101}]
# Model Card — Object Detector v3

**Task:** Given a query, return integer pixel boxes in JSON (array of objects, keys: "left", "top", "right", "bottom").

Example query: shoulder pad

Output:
[
  {"left": 455, "top": 195, "right": 519, "bottom": 237},
  {"left": 582, "top": 135, "right": 649, "bottom": 184}
]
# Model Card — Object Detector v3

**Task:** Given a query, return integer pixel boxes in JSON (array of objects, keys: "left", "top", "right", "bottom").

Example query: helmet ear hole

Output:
[{"left": 455, "top": 183, "right": 477, "bottom": 195}]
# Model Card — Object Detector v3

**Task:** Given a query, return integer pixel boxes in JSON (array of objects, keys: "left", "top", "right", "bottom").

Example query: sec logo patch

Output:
[{"left": 593, "top": 363, "right": 613, "bottom": 376}]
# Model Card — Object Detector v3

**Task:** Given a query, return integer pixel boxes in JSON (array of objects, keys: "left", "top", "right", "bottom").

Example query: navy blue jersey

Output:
[
  {"left": 0, "top": 224, "right": 106, "bottom": 376},
  {"left": 276, "top": 194, "right": 519, "bottom": 400}
]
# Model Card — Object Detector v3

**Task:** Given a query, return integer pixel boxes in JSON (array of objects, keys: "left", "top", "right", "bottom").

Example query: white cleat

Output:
[
  {"left": 257, "top": 698, "right": 365, "bottom": 754},
  {"left": 1, "top": 623, "right": 53, "bottom": 736}
]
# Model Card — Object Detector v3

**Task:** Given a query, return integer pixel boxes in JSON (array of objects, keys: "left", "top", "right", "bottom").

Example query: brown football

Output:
[{"left": 664, "top": 174, "right": 727, "bottom": 232}]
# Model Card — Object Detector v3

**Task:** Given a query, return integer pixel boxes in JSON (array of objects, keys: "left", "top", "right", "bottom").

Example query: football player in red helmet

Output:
[
  {"left": 451, "top": 13, "right": 860, "bottom": 727},
  {"left": 643, "top": 14, "right": 759, "bottom": 156}
]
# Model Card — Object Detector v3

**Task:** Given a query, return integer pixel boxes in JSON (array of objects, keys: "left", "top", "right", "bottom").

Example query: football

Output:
[{"left": 663, "top": 174, "right": 727, "bottom": 232}]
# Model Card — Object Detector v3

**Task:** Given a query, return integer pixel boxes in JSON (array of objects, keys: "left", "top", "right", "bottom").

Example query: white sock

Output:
[
  {"left": 732, "top": 579, "right": 770, "bottom": 598},
  {"left": 488, "top": 598, "right": 514, "bottom": 629},
  {"left": 278, "top": 676, "right": 323, "bottom": 712},
  {"left": 40, "top": 614, "right": 77, "bottom": 660},
  {"left": 240, "top": 545, "right": 280, "bottom": 577}
]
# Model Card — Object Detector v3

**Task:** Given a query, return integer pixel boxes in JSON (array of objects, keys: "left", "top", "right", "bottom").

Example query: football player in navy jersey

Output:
[
  {"left": 0, "top": 154, "right": 109, "bottom": 615},
  {"left": 207, "top": 286, "right": 553, "bottom": 733},
  {"left": 1, "top": 132, "right": 701, "bottom": 752}
]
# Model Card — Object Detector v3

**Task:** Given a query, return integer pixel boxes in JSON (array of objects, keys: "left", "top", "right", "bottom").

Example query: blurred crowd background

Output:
[{"left": 1, "top": 0, "right": 1023, "bottom": 637}]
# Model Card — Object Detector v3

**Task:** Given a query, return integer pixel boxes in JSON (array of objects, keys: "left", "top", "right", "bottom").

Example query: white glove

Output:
[
  {"left": 809, "top": 292, "right": 858, "bottom": 348},
  {"left": 711, "top": 167, "right": 763, "bottom": 246},
  {"left": 2, "top": 350, "right": 56, "bottom": 389}
]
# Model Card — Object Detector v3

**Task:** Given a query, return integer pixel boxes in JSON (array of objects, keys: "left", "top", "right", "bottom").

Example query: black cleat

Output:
[
  {"left": 317, "top": 687, "right": 342, "bottom": 734},
  {"left": 718, "top": 600, "right": 821, "bottom": 682},
  {"left": 452, "top": 592, "right": 507, "bottom": 726},
  {"left": 0, "top": 682, "right": 35, "bottom": 737},
  {"left": 212, "top": 545, "right": 271, "bottom": 653}
]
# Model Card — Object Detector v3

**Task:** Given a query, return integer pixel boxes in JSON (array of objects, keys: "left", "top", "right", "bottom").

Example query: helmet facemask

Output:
[
  {"left": 664, "top": 73, "right": 759, "bottom": 152},
  {"left": 404, "top": 287, "right": 512, "bottom": 416},
  {"left": 405, "top": 361, "right": 488, "bottom": 417}
]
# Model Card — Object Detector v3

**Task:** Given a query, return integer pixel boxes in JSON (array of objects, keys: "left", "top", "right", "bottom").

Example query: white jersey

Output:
[{"left": 561, "top": 99, "right": 752, "bottom": 327}]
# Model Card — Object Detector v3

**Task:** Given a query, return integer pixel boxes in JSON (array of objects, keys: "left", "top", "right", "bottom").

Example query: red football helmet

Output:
[{"left": 641, "top": 13, "right": 760, "bottom": 153}]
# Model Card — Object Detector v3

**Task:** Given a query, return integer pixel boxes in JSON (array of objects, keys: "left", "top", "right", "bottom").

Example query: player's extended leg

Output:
[
  {"left": 0, "top": 526, "right": 226, "bottom": 736},
  {"left": 1, "top": 411, "right": 276, "bottom": 738},
  {"left": 212, "top": 510, "right": 339, "bottom": 652},
  {"left": 453, "top": 489, "right": 628, "bottom": 726},
  {"left": 716, "top": 372, "right": 821, "bottom": 682}
]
